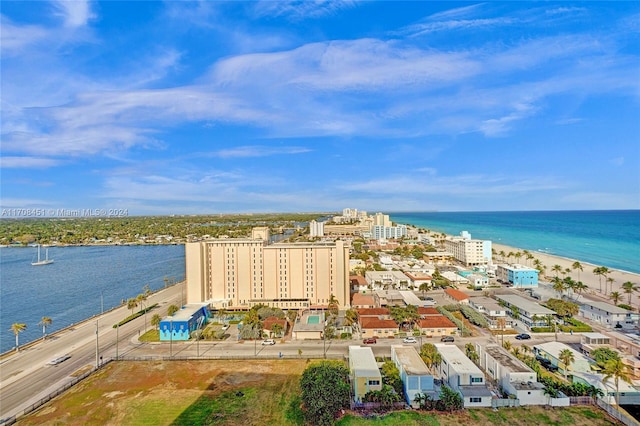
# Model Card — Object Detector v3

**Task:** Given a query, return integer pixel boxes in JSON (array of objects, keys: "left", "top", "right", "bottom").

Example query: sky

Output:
[{"left": 1, "top": 1, "right": 639, "bottom": 216}]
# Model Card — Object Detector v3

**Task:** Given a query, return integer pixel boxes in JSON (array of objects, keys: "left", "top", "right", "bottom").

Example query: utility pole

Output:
[
  {"left": 95, "top": 321, "right": 99, "bottom": 368},
  {"left": 100, "top": 290, "right": 104, "bottom": 315},
  {"left": 116, "top": 324, "right": 119, "bottom": 360}
]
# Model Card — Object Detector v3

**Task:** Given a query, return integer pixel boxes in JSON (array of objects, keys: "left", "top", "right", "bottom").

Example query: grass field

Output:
[{"left": 16, "top": 360, "right": 622, "bottom": 426}]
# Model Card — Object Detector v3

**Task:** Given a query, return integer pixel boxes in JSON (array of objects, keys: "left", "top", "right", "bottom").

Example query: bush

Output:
[
  {"left": 340, "top": 333, "right": 352, "bottom": 339},
  {"left": 460, "top": 305, "right": 489, "bottom": 328}
]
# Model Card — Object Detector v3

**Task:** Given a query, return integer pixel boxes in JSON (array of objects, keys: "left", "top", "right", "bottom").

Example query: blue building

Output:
[
  {"left": 497, "top": 264, "right": 539, "bottom": 288},
  {"left": 160, "top": 303, "right": 209, "bottom": 341}
]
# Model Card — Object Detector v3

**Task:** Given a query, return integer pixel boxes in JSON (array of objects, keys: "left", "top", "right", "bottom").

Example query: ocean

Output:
[
  {"left": 389, "top": 210, "right": 640, "bottom": 274},
  {"left": 0, "top": 245, "right": 185, "bottom": 354}
]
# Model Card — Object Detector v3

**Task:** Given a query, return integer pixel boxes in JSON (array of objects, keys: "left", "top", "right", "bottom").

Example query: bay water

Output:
[
  {"left": 0, "top": 245, "right": 185, "bottom": 354},
  {"left": 389, "top": 210, "right": 640, "bottom": 274}
]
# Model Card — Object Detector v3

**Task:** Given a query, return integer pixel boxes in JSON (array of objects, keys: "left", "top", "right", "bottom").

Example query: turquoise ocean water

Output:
[{"left": 389, "top": 210, "right": 640, "bottom": 275}]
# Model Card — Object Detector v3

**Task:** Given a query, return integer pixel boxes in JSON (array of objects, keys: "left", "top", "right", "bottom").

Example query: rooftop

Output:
[
  {"left": 349, "top": 346, "right": 381, "bottom": 378},
  {"left": 484, "top": 345, "right": 534, "bottom": 374},
  {"left": 581, "top": 300, "right": 633, "bottom": 314},
  {"left": 392, "top": 346, "right": 431, "bottom": 376},
  {"left": 495, "top": 294, "right": 555, "bottom": 315},
  {"left": 444, "top": 288, "right": 469, "bottom": 302},
  {"left": 436, "top": 344, "right": 484, "bottom": 375}
]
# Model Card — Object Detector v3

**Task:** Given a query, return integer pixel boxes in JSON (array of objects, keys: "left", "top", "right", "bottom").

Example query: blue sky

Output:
[{"left": 1, "top": 1, "right": 639, "bottom": 215}]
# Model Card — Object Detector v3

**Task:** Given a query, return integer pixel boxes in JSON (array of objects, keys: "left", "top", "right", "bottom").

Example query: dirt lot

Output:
[{"left": 17, "top": 360, "right": 306, "bottom": 426}]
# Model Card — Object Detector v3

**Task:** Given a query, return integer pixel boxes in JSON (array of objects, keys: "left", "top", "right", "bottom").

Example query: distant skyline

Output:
[{"left": 1, "top": 1, "right": 639, "bottom": 215}]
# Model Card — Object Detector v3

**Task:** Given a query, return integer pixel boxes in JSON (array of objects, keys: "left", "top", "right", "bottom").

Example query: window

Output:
[
  {"left": 471, "top": 377, "right": 483, "bottom": 383},
  {"left": 368, "top": 380, "right": 380, "bottom": 386},
  {"left": 469, "top": 397, "right": 482, "bottom": 403}
]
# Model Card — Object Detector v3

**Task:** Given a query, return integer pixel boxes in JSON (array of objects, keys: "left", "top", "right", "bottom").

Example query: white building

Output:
[
  {"left": 469, "top": 297, "right": 512, "bottom": 330},
  {"left": 478, "top": 345, "right": 547, "bottom": 405},
  {"left": 494, "top": 294, "right": 556, "bottom": 329},
  {"left": 391, "top": 346, "right": 436, "bottom": 406},
  {"left": 444, "top": 233, "right": 492, "bottom": 266},
  {"left": 365, "top": 271, "right": 410, "bottom": 290},
  {"left": 579, "top": 300, "right": 639, "bottom": 330},
  {"left": 436, "top": 344, "right": 492, "bottom": 407},
  {"left": 533, "top": 342, "right": 593, "bottom": 375},
  {"left": 371, "top": 224, "right": 407, "bottom": 240},
  {"left": 309, "top": 220, "right": 324, "bottom": 237}
]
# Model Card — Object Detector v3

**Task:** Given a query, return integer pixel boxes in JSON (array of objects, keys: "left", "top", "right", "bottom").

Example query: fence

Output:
[
  {"left": 596, "top": 399, "right": 640, "bottom": 426},
  {"left": 351, "top": 401, "right": 407, "bottom": 411},
  {"left": 569, "top": 396, "right": 594, "bottom": 405},
  {"left": 492, "top": 398, "right": 520, "bottom": 408}
]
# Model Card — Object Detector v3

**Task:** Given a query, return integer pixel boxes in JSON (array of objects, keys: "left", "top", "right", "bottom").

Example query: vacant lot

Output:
[{"left": 17, "top": 360, "right": 621, "bottom": 426}]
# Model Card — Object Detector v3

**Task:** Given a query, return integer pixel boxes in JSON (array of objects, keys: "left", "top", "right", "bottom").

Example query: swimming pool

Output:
[{"left": 307, "top": 315, "right": 321, "bottom": 324}]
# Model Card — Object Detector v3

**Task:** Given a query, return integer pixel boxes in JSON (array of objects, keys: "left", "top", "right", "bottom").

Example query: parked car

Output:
[
  {"left": 363, "top": 337, "right": 377, "bottom": 344},
  {"left": 440, "top": 336, "right": 455, "bottom": 342},
  {"left": 47, "top": 354, "right": 71, "bottom": 366},
  {"left": 515, "top": 333, "right": 531, "bottom": 340},
  {"left": 403, "top": 337, "right": 417, "bottom": 344},
  {"left": 261, "top": 339, "right": 276, "bottom": 345}
]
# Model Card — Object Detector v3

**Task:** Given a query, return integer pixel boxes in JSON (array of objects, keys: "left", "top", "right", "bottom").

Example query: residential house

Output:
[
  {"left": 416, "top": 316, "right": 458, "bottom": 338},
  {"left": 350, "top": 275, "right": 369, "bottom": 292},
  {"left": 349, "top": 346, "right": 383, "bottom": 402},
  {"left": 478, "top": 345, "right": 546, "bottom": 405},
  {"left": 391, "top": 346, "right": 437, "bottom": 406},
  {"left": 404, "top": 271, "right": 433, "bottom": 289},
  {"left": 357, "top": 308, "right": 391, "bottom": 319},
  {"left": 444, "top": 288, "right": 470, "bottom": 305},
  {"left": 494, "top": 294, "right": 556, "bottom": 329},
  {"left": 360, "top": 317, "right": 398, "bottom": 339},
  {"left": 262, "top": 316, "right": 288, "bottom": 338},
  {"left": 533, "top": 342, "right": 592, "bottom": 375},
  {"left": 579, "top": 300, "right": 639, "bottom": 330},
  {"left": 365, "top": 271, "right": 410, "bottom": 290},
  {"left": 572, "top": 372, "right": 640, "bottom": 405},
  {"left": 469, "top": 296, "right": 512, "bottom": 330},
  {"left": 351, "top": 293, "right": 379, "bottom": 309},
  {"left": 436, "top": 344, "right": 492, "bottom": 407}
]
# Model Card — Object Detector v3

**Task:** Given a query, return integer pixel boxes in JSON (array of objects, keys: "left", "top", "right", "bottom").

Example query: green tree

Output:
[
  {"left": 465, "top": 343, "right": 479, "bottom": 364},
  {"left": 419, "top": 282, "right": 430, "bottom": 297},
  {"left": 593, "top": 266, "right": 609, "bottom": 294},
  {"left": 591, "top": 347, "right": 620, "bottom": 368},
  {"left": 127, "top": 298, "right": 138, "bottom": 316},
  {"left": 167, "top": 304, "right": 179, "bottom": 316},
  {"left": 610, "top": 291, "right": 622, "bottom": 306},
  {"left": 559, "top": 349, "right": 575, "bottom": 379},
  {"left": 571, "top": 261, "right": 583, "bottom": 281},
  {"left": 420, "top": 343, "right": 442, "bottom": 373},
  {"left": 602, "top": 358, "right": 632, "bottom": 406},
  {"left": 10, "top": 323, "right": 27, "bottom": 351},
  {"left": 38, "top": 316, "right": 52, "bottom": 340},
  {"left": 622, "top": 281, "right": 639, "bottom": 305},
  {"left": 271, "top": 323, "right": 283, "bottom": 338},
  {"left": 438, "top": 384, "right": 463, "bottom": 412},
  {"left": 151, "top": 313, "right": 162, "bottom": 330},
  {"left": 344, "top": 309, "right": 360, "bottom": 337},
  {"left": 551, "top": 264, "right": 563, "bottom": 278},
  {"left": 381, "top": 360, "right": 404, "bottom": 398},
  {"left": 299, "top": 361, "right": 350, "bottom": 426}
]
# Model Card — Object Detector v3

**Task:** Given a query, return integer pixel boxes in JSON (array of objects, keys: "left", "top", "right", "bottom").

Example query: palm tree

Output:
[
  {"left": 602, "top": 358, "right": 632, "bottom": 406},
  {"left": 344, "top": 309, "right": 360, "bottom": 337},
  {"left": 622, "top": 281, "right": 639, "bottom": 305},
  {"left": 127, "top": 298, "right": 138, "bottom": 316},
  {"left": 593, "top": 266, "right": 609, "bottom": 294},
  {"left": 271, "top": 323, "right": 283, "bottom": 338},
  {"left": 38, "top": 316, "right": 52, "bottom": 340},
  {"left": 551, "top": 264, "right": 563, "bottom": 278},
  {"left": 572, "top": 261, "right": 583, "bottom": 281},
  {"left": 151, "top": 313, "right": 162, "bottom": 330},
  {"left": 606, "top": 277, "right": 615, "bottom": 296},
  {"left": 419, "top": 282, "right": 430, "bottom": 298},
  {"left": 559, "top": 349, "right": 575, "bottom": 379},
  {"left": 610, "top": 291, "right": 622, "bottom": 306},
  {"left": 573, "top": 281, "right": 588, "bottom": 301},
  {"left": 552, "top": 277, "right": 565, "bottom": 297},
  {"left": 496, "top": 317, "right": 506, "bottom": 346},
  {"left": 10, "top": 323, "right": 27, "bottom": 352}
]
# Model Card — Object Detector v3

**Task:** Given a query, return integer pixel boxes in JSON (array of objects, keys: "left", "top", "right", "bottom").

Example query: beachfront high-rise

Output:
[
  {"left": 444, "top": 232, "right": 492, "bottom": 266},
  {"left": 185, "top": 228, "right": 350, "bottom": 310}
]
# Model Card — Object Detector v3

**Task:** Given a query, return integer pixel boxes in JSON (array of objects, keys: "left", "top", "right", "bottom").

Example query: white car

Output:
[
  {"left": 261, "top": 339, "right": 276, "bottom": 346},
  {"left": 47, "top": 354, "right": 71, "bottom": 365},
  {"left": 403, "top": 337, "right": 418, "bottom": 344}
]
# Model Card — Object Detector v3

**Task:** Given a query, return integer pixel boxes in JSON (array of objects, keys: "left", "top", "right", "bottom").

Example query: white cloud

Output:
[
  {"left": 210, "top": 145, "right": 312, "bottom": 158},
  {"left": 51, "top": 0, "right": 94, "bottom": 28},
  {"left": 0, "top": 156, "right": 63, "bottom": 168}
]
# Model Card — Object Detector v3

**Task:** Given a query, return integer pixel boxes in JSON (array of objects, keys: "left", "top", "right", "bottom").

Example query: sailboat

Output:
[{"left": 32, "top": 244, "right": 54, "bottom": 266}]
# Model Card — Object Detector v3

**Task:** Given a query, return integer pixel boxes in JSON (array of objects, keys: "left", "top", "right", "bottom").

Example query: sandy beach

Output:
[{"left": 492, "top": 242, "right": 640, "bottom": 308}]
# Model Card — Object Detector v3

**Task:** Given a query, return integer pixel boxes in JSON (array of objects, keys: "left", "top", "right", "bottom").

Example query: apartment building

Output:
[
  {"left": 496, "top": 264, "right": 539, "bottom": 288},
  {"left": 185, "top": 228, "right": 350, "bottom": 310},
  {"left": 436, "top": 344, "right": 492, "bottom": 407},
  {"left": 444, "top": 233, "right": 492, "bottom": 266}
]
